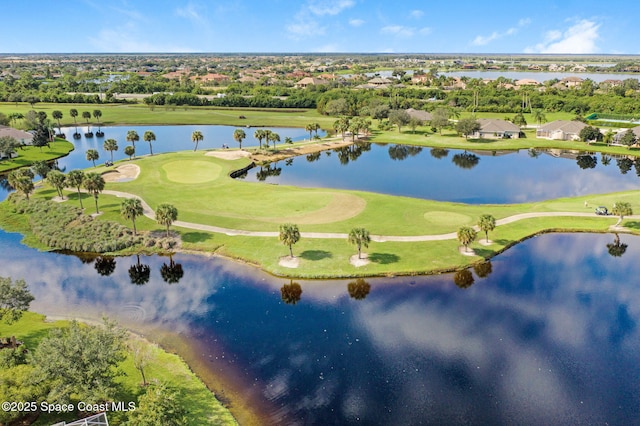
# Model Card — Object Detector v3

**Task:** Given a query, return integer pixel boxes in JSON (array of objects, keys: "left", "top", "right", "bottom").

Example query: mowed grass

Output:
[
  {"left": 0, "top": 139, "right": 75, "bottom": 173},
  {"left": 0, "top": 102, "right": 335, "bottom": 129},
  {"left": 22, "top": 149, "right": 633, "bottom": 277},
  {"left": 0, "top": 312, "right": 237, "bottom": 426}
]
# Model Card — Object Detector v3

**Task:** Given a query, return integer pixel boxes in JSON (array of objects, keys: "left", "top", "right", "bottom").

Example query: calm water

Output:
[
  {"left": 241, "top": 143, "right": 640, "bottom": 203},
  {"left": 57, "top": 124, "right": 323, "bottom": 168},
  {"left": 1, "top": 229, "right": 638, "bottom": 425}
]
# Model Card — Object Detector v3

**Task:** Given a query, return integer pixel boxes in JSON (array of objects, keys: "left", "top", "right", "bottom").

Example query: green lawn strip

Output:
[
  {"left": 181, "top": 215, "right": 618, "bottom": 278},
  {"left": 0, "top": 139, "right": 75, "bottom": 173},
  {"left": 0, "top": 102, "right": 335, "bottom": 129},
  {"left": 369, "top": 127, "right": 640, "bottom": 157},
  {"left": 0, "top": 312, "right": 236, "bottom": 426}
]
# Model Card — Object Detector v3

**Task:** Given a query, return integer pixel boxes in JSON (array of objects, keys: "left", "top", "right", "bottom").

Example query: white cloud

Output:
[
  {"left": 349, "top": 18, "right": 365, "bottom": 27},
  {"left": 308, "top": 0, "right": 355, "bottom": 16},
  {"left": 472, "top": 18, "right": 531, "bottom": 46},
  {"left": 380, "top": 25, "right": 431, "bottom": 38},
  {"left": 175, "top": 2, "right": 205, "bottom": 24},
  {"left": 525, "top": 19, "right": 600, "bottom": 54},
  {"left": 410, "top": 10, "right": 424, "bottom": 19},
  {"left": 287, "top": 0, "right": 354, "bottom": 39}
]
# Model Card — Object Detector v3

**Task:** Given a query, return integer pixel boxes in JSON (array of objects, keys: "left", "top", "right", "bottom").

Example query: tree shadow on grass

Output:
[
  {"left": 471, "top": 247, "right": 495, "bottom": 258},
  {"left": 299, "top": 250, "right": 332, "bottom": 261},
  {"left": 622, "top": 220, "right": 640, "bottom": 230},
  {"left": 181, "top": 232, "right": 213, "bottom": 244},
  {"left": 369, "top": 252, "right": 400, "bottom": 264}
]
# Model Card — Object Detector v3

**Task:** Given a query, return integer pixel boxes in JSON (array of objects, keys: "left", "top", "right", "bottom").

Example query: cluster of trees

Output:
[{"left": 0, "top": 313, "right": 189, "bottom": 425}]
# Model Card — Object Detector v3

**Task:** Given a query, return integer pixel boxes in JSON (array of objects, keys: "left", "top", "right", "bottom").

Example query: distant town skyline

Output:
[{"left": 2, "top": 0, "right": 639, "bottom": 55}]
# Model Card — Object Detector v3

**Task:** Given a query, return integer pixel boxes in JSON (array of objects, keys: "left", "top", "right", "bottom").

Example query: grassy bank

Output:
[
  {"left": 2, "top": 149, "right": 636, "bottom": 278},
  {"left": 0, "top": 102, "right": 335, "bottom": 129},
  {"left": 0, "top": 139, "right": 75, "bottom": 173},
  {"left": 0, "top": 312, "right": 237, "bottom": 425}
]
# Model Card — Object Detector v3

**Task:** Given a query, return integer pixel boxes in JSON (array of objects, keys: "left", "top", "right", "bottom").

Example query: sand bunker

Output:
[
  {"left": 205, "top": 150, "right": 252, "bottom": 160},
  {"left": 350, "top": 253, "right": 370, "bottom": 267},
  {"left": 102, "top": 164, "right": 140, "bottom": 182},
  {"left": 279, "top": 256, "right": 300, "bottom": 268}
]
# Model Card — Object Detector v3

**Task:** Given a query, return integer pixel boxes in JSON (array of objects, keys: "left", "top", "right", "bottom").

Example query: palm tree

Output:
[
  {"left": 477, "top": 214, "right": 496, "bottom": 243},
  {"left": 121, "top": 198, "right": 144, "bottom": 235},
  {"left": 313, "top": 122, "right": 321, "bottom": 138},
  {"left": 533, "top": 109, "right": 547, "bottom": 126},
  {"left": 611, "top": 201, "right": 633, "bottom": 227},
  {"left": 233, "top": 129, "right": 246, "bottom": 150},
  {"left": 279, "top": 223, "right": 300, "bottom": 257},
  {"left": 52, "top": 110, "right": 63, "bottom": 135},
  {"left": 93, "top": 109, "right": 103, "bottom": 134},
  {"left": 83, "top": 172, "right": 105, "bottom": 214},
  {"left": 94, "top": 256, "right": 116, "bottom": 276},
  {"left": 254, "top": 129, "right": 265, "bottom": 149},
  {"left": 268, "top": 131, "right": 280, "bottom": 150},
  {"left": 82, "top": 111, "right": 91, "bottom": 128},
  {"left": 191, "top": 130, "right": 204, "bottom": 151},
  {"left": 7, "top": 169, "right": 34, "bottom": 200},
  {"left": 143, "top": 130, "right": 156, "bottom": 155},
  {"left": 348, "top": 227, "right": 371, "bottom": 259},
  {"left": 262, "top": 129, "right": 273, "bottom": 148},
  {"left": 333, "top": 117, "right": 350, "bottom": 139},
  {"left": 156, "top": 203, "right": 178, "bottom": 237},
  {"left": 305, "top": 123, "right": 315, "bottom": 140},
  {"left": 86, "top": 149, "right": 99, "bottom": 167},
  {"left": 124, "top": 145, "right": 135, "bottom": 160},
  {"left": 47, "top": 170, "right": 66, "bottom": 199},
  {"left": 70, "top": 109, "right": 80, "bottom": 137},
  {"left": 66, "top": 169, "right": 85, "bottom": 208},
  {"left": 347, "top": 278, "right": 371, "bottom": 300},
  {"left": 457, "top": 226, "right": 477, "bottom": 252},
  {"left": 103, "top": 138, "right": 118, "bottom": 162},
  {"left": 126, "top": 130, "right": 139, "bottom": 158}
]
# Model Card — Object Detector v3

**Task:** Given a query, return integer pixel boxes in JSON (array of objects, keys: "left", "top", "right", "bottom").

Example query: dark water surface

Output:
[
  {"left": 2, "top": 229, "right": 638, "bottom": 425},
  {"left": 241, "top": 143, "right": 640, "bottom": 203}
]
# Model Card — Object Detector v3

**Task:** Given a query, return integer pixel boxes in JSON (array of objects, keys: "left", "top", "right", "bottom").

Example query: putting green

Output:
[
  {"left": 162, "top": 160, "right": 222, "bottom": 183},
  {"left": 423, "top": 211, "right": 472, "bottom": 227}
]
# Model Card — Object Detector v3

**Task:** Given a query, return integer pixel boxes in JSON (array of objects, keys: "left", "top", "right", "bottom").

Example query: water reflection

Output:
[
  {"left": 473, "top": 260, "right": 493, "bottom": 278},
  {"left": 160, "top": 254, "right": 184, "bottom": 284},
  {"left": 128, "top": 254, "right": 151, "bottom": 285},
  {"left": 95, "top": 255, "right": 116, "bottom": 277},
  {"left": 451, "top": 152, "right": 480, "bottom": 170},
  {"left": 606, "top": 233, "right": 628, "bottom": 257},
  {"left": 0, "top": 230, "right": 639, "bottom": 424},
  {"left": 576, "top": 154, "right": 597, "bottom": 169},
  {"left": 280, "top": 280, "right": 302, "bottom": 305},
  {"left": 453, "top": 269, "right": 475, "bottom": 288},
  {"left": 347, "top": 278, "right": 371, "bottom": 300}
]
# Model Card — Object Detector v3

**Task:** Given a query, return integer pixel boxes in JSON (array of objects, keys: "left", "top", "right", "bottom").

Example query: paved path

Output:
[{"left": 103, "top": 190, "right": 633, "bottom": 242}]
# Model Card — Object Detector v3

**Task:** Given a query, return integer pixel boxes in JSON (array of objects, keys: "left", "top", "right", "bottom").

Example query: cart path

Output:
[{"left": 102, "top": 190, "right": 634, "bottom": 242}]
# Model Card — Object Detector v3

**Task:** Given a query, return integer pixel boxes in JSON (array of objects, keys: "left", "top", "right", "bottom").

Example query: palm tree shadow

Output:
[
  {"left": 623, "top": 221, "right": 640, "bottom": 230},
  {"left": 471, "top": 247, "right": 495, "bottom": 258},
  {"left": 369, "top": 253, "right": 400, "bottom": 264},
  {"left": 181, "top": 232, "right": 213, "bottom": 243},
  {"left": 299, "top": 250, "right": 332, "bottom": 261}
]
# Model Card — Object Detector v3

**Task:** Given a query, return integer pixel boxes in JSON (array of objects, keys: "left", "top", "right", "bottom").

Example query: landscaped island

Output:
[{"left": 2, "top": 142, "right": 638, "bottom": 279}]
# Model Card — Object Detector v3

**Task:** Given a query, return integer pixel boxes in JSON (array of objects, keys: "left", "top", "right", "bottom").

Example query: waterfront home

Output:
[
  {"left": 536, "top": 120, "right": 587, "bottom": 141},
  {"left": 0, "top": 125, "right": 33, "bottom": 145},
  {"left": 405, "top": 108, "right": 432, "bottom": 122},
  {"left": 613, "top": 126, "right": 640, "bottom": 145},
  {"left": 473, "top": 119, "right": 521, "bottom": 139}
]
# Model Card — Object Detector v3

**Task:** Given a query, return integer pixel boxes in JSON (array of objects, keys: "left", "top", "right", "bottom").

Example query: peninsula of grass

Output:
[
  {"left": 0, "top": 139, "right": 75, "bottom": 173},
  {"left": 2, "top": 148, "right": 638, "bottom": 278},
  {"left": 0, "top": 312, "right": 238, "bottom": 426}
]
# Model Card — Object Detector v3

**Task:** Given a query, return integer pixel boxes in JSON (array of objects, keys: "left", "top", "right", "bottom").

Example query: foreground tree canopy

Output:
[{"left": 0, "top": 277, "right": 34, "bottom": 324}]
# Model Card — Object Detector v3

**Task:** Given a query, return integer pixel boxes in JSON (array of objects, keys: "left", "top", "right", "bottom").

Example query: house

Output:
[
  {"left": 613, "top": 126, "right": 640, "bottom": 145},
  {"left": 0, "top": 126, "right": 33, "bottom": 145},
  {"left": 190, "top": 73, "right": 230, "bottom": 83},
  {"left": 536, "top": 120, "right": 587, "bottom": 141},
  {"left": 472, "top": 119, "right": 521, "bottom": 139},
  {"left": 411, "top": 74, "right": 430, "bottom": 84},
  {"left": 515, "top": 79, "right": 540, "bottom": 87},
  {"left": 295, "top": 77, "right": 328, "bottom": 88},
  {"left": 560, "top": 76, "right": 584, "bottom": 88},
  {"left": 405, "top": 108, "right": 432, "bottom": 122},
  {"left": 367, "top": 77, "right": 393, "bottom": 86}
]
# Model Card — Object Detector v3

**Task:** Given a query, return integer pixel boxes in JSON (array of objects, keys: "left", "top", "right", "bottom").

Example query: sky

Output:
[{"left": 2, "top": 0, "right": 639, "bottom": 54}]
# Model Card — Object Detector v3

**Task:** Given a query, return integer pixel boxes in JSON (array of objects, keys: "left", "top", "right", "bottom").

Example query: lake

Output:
[
  {"left": 1, "top": 229, "right": 637, "bottom": 425},
  {"left": 240, "top": 143, "right": 640, "bottom": 203}
]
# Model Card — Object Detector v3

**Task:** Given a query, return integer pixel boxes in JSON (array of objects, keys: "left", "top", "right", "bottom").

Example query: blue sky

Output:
[{"left": 2, "top": 0, "right": 638, "bottom": 54}]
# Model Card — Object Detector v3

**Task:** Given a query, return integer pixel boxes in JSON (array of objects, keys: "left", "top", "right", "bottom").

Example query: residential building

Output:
[
  {"left": 536, "top": 120, "right": 587, "bottom": 141},
  {"left": 473, "top": 119, "right": 521, "bottom": 139}
]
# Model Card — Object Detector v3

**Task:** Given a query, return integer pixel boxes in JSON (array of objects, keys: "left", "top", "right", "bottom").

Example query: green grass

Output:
[
  {"left": 0, "top": 139, "right": 75, "bottom": 173},
  {"left": 0, "top": 102, "right": 336, "bottom": 129},
  {"left": 3, "top": 149, "right": 629, "bottom": 278},
  {"left": 0, "top": 312, "right": 237, "bottom": 426},
  {"left": 370, "top": 126, "right": 640, "bottom": 157}
]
